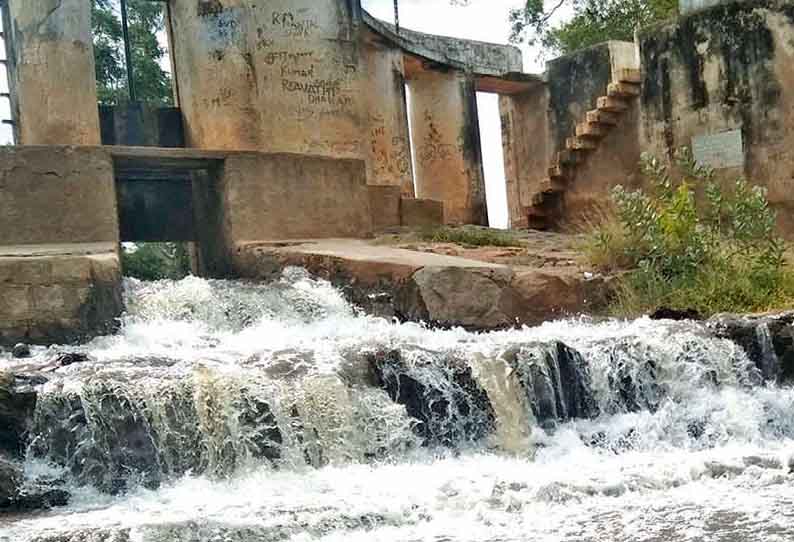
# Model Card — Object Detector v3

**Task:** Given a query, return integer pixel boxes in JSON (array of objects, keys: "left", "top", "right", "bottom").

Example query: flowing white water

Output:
[{"left": 2, "top": 269, "right": 794, "bottom": 541}]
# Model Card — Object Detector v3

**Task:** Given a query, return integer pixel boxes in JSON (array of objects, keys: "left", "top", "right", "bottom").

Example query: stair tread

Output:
[{"left": 616, "top": 68, "right": 642, "bottom": 84}]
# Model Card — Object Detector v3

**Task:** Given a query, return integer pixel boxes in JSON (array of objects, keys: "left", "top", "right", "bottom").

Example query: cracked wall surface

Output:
[{"left": 640, "top": 0, "right": 794, "bottom": 235}]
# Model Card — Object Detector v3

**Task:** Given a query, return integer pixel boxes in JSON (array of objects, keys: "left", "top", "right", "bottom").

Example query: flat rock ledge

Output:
[{"left": 233, "top": 239, "right": 613, "bottom": 330}]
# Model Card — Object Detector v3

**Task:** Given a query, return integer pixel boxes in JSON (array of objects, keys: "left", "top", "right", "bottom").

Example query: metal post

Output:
[
  {"left": 394, "top": 0, "right": 400, "bottom": 34},
  {"left": 120, "top": 0, "right": 136, "bottom": 102}
]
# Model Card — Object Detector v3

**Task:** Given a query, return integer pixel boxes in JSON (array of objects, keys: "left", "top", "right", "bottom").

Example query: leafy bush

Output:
[
  {"left": 122, "top": 242, "right": 192, "bottom": 281},
  {"left": 589, "top": 149, "right": 794, "bottom": 316},
  {"left": 420, "top": 226, "right": 523, "bottom": 248}
]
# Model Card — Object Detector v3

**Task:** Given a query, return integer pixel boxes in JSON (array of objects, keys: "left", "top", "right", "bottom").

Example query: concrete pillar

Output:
[
  {"left": 408, "top": 68, "right": 487, "bottom": 226},
  {"left": 169, "top": 0, "right": 364, "bottom": 157},
  {"left": 499, "top": 89, "right": 552, "bottom": 230},
  {"left": 362, "top": 41, "right": 414, "bottom": 197},
  {"left": 8, "top": 0, "right": 100, "bottom": 145}
]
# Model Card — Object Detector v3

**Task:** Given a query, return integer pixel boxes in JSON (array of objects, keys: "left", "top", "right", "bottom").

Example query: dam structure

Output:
[{"left": 3, "top": 0, "right": 794, "bottom": 343}]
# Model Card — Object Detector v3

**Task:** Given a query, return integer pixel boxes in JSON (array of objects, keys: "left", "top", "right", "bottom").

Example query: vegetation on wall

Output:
[
  {"left": 508, "top": 0, "right": 678, "bottom": 55},
  {"left": 122, "top": 243, "right": 191, "bottom": 281},
  {"left": 91, "top": 0, "right": 173, "bottom": 105},
  {"left": 586, "top": 150, "right": 794, "bottom": 317}
]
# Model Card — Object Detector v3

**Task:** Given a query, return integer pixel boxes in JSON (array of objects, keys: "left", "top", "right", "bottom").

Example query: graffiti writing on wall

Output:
[{"left": 419, "top": 112, "right": 459, "bottom": 166}]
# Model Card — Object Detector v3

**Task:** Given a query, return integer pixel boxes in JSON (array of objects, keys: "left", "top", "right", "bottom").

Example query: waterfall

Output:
[{"left": 2, "top": 271, "right": 794, "bottom": 542}]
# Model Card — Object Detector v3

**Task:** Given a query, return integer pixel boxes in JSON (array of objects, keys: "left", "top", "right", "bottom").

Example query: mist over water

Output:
[{"left": 2, "top": 269, "right": 794, "bottom": 541}]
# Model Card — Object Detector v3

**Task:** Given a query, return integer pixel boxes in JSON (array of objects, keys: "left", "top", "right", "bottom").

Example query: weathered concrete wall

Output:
[
  {"left": 99, "top": 105, "right": 185, "bottom": 148},
  {"left": 116, "top": 179, "right": 195, "bottom": 242},
  {"left": 369, "top": 185, "right": 402, "bottom": 232},
  {"left": 8, "top": 0, "right": 100, "bottom": 145},
  {"left": 639, "top": 0, "right": 794, "bottom": 235},
  {"left": 408, "top": 68, "right": 487, "bottom": 226},
  {"left": 169, "top": 0, "right": 364, "bottom": 158},
  {"left": 0, "top": 252, "right": 122, "bottom": 346},
  {"left": 500, "top": 41, "right": 641, "bottom": 228},
  {"left": 362, "top": 37, "right": 414, "bottom": 195},
  {"left": 0, "top": 146, "right": 118, "bottom": 245},
  {"left": 220, "top": 153, "right": 372, "bottom": 245},
  {"left": 401, "top": 198, "right": 445, "bottom": 228}
]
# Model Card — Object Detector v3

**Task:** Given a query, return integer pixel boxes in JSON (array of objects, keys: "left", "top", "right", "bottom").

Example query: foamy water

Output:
[{"left": 2, "top": 269, "right": 793, "bottom": 541}]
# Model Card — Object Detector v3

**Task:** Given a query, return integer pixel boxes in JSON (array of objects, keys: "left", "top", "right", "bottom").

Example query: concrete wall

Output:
[
  {"left": 0, "top": 146, "right": 118, "bottom": 246},
  {"left": 500, "top": 87, "right": 552, "bottom": 229},
  {"left": 500, "top": 41, "right": 641, "bottom": 228},
  {"left": 219, "top": 153, "right": 372, "bottom": 245},
  {"left": 169, "top": 0, "right": 364, "bottom": 158},
  {"left": 408, "top": 68, "right": 487, "bottom": 226},
  {"left": 362, "top": 37, "right": 414, "bottom": 196},
  {"left": 639, "top": 0, "right": 794, "bottom": 235},
  {"left": 8, "top": 0, "right": 100, "bottom": 145},
  {"left": 0, "top": 252, "right": 122, "bottom": 346}
]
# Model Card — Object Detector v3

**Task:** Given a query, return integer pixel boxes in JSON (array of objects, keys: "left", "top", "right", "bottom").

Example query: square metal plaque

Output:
[{"left": 692, "top": 129, "right": 744, "bottom": 170}]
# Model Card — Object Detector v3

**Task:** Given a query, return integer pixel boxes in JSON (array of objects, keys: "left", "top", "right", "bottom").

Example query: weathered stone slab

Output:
[{"left": 692, "top": 130, "right": 744, "bottom": 169}]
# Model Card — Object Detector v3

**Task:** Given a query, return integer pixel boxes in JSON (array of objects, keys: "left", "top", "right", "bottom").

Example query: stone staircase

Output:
[{"left": 526, "top": 68, "right": 642, "bottom": 230}]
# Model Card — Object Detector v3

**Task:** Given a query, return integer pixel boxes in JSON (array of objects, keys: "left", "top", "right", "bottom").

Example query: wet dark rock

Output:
[
  {"left": 709, "top": 311, "right": 794, "bottom": 383},
  {"left": 368, "top": 349, "right": 495, "bottom": 446},
  {"left": 12, "top": 343, "right": 31, "bottom": 359},
  {"left": 55, "top": 352, "right": 90, "bottom": 367},
  {"left": 237, "top": 391, "right": 283, "bottom": 462},
  {"left": 503, "top": 342, "right": 599, "bottom": 425},
  {"left": 0, "top": 457, "right": 69, "bottom": 510},
  {"left": 0, "top": 457, "right": 22, "bottom": 507},
  {"left": 650, "top": 307, "right": 702, "bottom": 321},
  {"left": 0, "top": 371, "right": 38, "bottom": 459}
]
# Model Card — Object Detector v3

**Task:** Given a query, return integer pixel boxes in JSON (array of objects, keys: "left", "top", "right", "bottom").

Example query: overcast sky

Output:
[{"left": 0, "top": 1, "right": 570, "bottom": 227}]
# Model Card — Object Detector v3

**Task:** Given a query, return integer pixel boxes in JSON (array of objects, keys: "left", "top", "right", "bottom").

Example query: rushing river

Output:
[{"left": 2, "top": 268, "right": 793, "bottom": 541}]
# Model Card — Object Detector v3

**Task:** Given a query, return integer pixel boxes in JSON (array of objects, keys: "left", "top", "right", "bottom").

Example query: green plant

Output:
[
  {"left": 419, "top": 226, "right": 523, "bottom": 248},
  {"left": 122, "top": 242, "right": 191, "bottom": 281},
  {"left": 590, "top": 149, "right": 793, "bottom": 316}
]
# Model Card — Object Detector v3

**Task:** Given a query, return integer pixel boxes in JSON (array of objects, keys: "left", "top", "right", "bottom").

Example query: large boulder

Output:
[
  {"left": 395, "top": 267, "right": 515, "bottom": 329},
  {"left": 709, "top": 312, "right": 794, "bottom": 383}
]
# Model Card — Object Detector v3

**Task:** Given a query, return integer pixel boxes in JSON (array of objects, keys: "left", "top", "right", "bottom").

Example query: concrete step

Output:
[
  {"left": 597, "top": 95, "right": 630, "bottom": 113},
  {"left": 538, "top": 177, "right": 566, "bottom": 194},
  {"left": 576, "top": 121, "right": 608, "bottom": 139},
  {"left": 531, "top": 191, "right": 546, "bottom": 207},
  {"left": 566, "top": 136, "right": 599, "bottom": 151},
  {"left": 548, "top": 163, "right": 569, "bottom": 180},
  {"left": 586, "top": 109, "right": 620, "bottom": 126},
  {"left": 616, "top": 68, "right": 642, "bottom": 84},
  {"left": 608, "top": 82, "right": 641, "bottom": 98},
  {"left": 557, "top": 149, "right": 584, "bottom": 166}
]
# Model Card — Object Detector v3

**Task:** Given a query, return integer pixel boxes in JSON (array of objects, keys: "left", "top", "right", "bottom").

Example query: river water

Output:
[{"left": 2, "top": 269, "right": 793, "bottom": 541}]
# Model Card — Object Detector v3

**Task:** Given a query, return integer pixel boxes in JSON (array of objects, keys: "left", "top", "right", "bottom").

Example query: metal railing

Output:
[{"left": 0, "top": 0, "right": 17, "bottom": 144}]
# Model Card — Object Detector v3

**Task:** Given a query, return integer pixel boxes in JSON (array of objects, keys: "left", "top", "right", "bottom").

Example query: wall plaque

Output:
[{"left": 692, "top": 129, "right": 744, "bottom": 170}]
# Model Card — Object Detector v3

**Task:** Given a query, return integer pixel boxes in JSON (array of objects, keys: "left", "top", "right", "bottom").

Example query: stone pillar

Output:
[
  {"left": 169, "top": 0, "right": 364, "bottom": 157},
  {"left": 362, "top": 41, "right": 414, "bottom": 197},
  {"left": 8, "top": 0, "right": 100, "bottom": 145},
  {"left": 408, "top": 68, "right": 487, "bottom": 226}
]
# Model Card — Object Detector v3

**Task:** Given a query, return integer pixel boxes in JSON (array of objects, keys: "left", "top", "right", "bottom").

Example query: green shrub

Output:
[
  {"left": 122, "top": 242, "right": 192, "bottom": 281},
  {"left": 419, "top": 226, "right": 523, "bottom": 248},
  {"left": 591, "top": 149, "right": 794, "bottom": 317}
]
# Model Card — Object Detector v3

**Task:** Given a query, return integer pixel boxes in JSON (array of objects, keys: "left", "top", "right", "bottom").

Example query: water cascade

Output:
[{"left": 2, "top": 269, "right": 794, "bottom": 541}]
